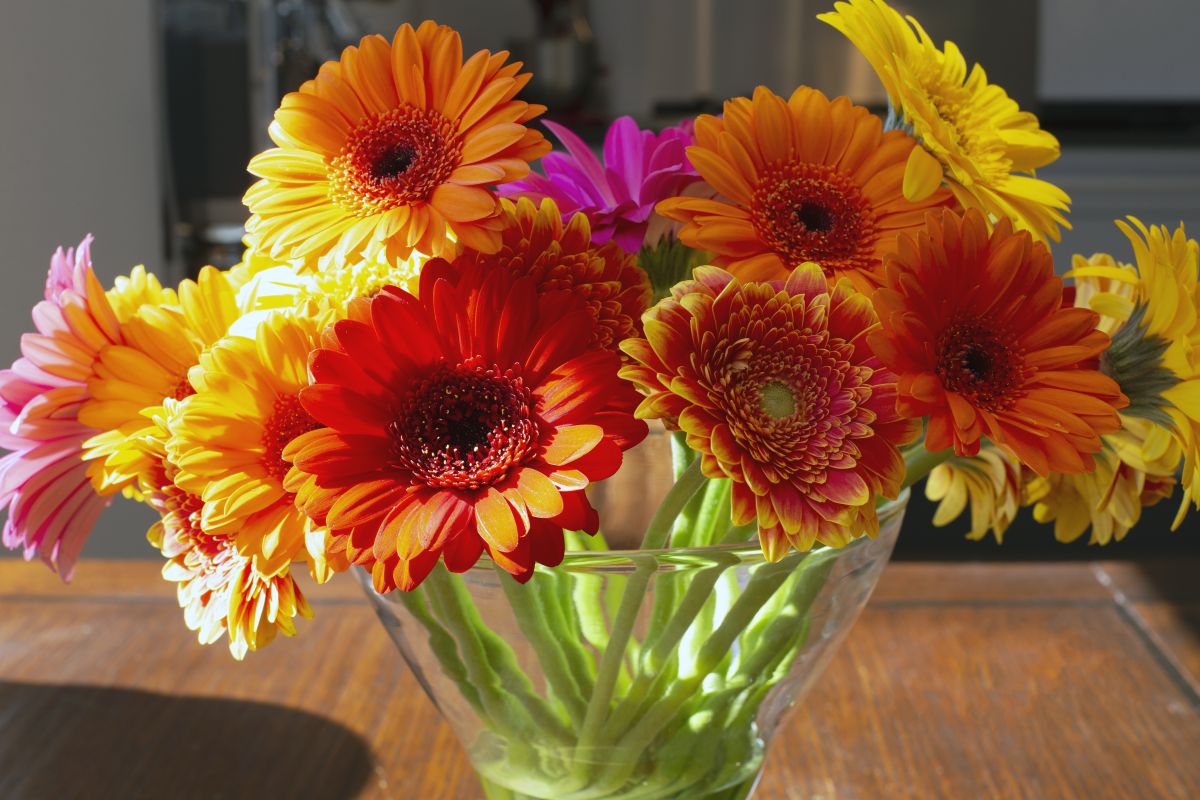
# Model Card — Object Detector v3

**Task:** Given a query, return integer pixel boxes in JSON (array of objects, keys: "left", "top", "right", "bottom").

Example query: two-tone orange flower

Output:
[
  {"left": 620, "top": 263, "right": 918, "bottom": 556},
  {"left": 452, "top": 197, "right": 651, "bottom": 352},
  {"left": 244, "top": 21, "right": 550, "bottom": 266},
  {"left": 869, "top": 209, "right": 1127, "bottom": 474},
  {"left": 284, "top": 262, "right": 647, "bottom": 592},
  {"left": 656, "top": 86, "right": 954, "bottom": 291}
]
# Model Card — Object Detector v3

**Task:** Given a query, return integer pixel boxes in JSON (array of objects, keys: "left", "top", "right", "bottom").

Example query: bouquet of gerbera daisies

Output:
[{"left": 3, "top": 3, "right": 1196, "bottom": 798}]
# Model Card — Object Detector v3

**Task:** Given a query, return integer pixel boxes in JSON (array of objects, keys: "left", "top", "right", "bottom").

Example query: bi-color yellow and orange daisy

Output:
[{"left": 244, "top": 21, "right": 550, "bottom": 266}]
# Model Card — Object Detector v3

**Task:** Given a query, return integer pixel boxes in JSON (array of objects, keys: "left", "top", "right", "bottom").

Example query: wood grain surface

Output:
[{"left": 0, "top": 559, "right": 1197, "bottom": 799}]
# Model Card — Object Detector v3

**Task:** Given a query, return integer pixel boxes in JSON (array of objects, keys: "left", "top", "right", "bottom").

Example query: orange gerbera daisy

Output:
[
  {"left": 168, "top": 313, "right": 337, "bottom": 581},
  {"left": 655, "top": 86, "right": 953, "bottom": 291},
  {"left": 869, "top": 209, "right": 1127, "bottom": 475},
  {"left": 620, "top": 263, "right": 919, "bottom": 557},
  {"left": 284, "top": 262, "right": 647, "bottom": 592},
  {"left": 452, "top": 197, "right": 651, "bottom": 352},
  {"left": 244, "top": 21, "right": 550, "bottom": 266}
]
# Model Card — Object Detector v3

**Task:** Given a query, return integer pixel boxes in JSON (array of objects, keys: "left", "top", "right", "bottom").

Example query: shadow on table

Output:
[{"left": 0, "top": 682, "right": 375, "bottom": 799}]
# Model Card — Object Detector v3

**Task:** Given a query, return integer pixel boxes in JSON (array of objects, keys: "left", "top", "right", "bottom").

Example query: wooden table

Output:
[{"left": 1, "top": 559, "right": 1197, "bottom": 799}]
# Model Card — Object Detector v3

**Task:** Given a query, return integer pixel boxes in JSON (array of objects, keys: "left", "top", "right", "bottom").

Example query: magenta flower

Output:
[
  {"left": 0, "top": 237, "right": 115, "bottom": 579},
  {"left": 500, "top": 116, "right": 703, "bottom": 253}
]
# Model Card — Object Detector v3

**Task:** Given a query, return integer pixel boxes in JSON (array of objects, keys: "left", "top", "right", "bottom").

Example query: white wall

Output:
[{"left": 0, "top": 0, "right": 165, "bottom": 559}]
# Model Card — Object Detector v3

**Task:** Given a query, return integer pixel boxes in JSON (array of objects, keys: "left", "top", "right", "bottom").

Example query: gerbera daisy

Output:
[
  {"left": 142, "top": 402, "right": 313, "bottom": 658},
  {"left": 655, "top": 86, "right": 953, "bottom": 291},
  {"left": 869, "top": 209, "right": 1127, "bottom": 475},
  {"left": 80, "top": 266, "right": 241, "bottom": 496},
  {"left": 819, "top": 0, "right": 1070, "bottom": 242},
  {"left": 1025, "top": 416, "right": 1179, "bottom": 545},
  {"left": 243, "top": 21, "right": 550, "bottom": 266},
  {"left": 452, "top": 197, "right": 651, "bottom": 352},
  {"left": 925, "top": 444, "right": 1022, "bottom": 543},
  {"left": 283, "top": 262, "right": 647, "bottom": 592},
  {"left": 620, "top": 263, "right": 919, "bottom": 557},
  {"left": 229, "top": 248, "right": 427, "bottom": 338},
  {"left": 500, "top": 116, "right": 703, "bottom": 253},
  {"left": 168, "top": 312, "right": 337, "bottom": 580},
  {"left": 1069, "top": 218, "right": 1200, "bottom": 526},
  {"left": 0, "top": 238, "right": 118, "bottom": 577}
]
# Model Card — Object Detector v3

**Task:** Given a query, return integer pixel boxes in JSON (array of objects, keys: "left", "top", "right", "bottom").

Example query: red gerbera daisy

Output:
[
  {"left": 283, "top": 262, "right": 647, "bottom": 591},
  {"left": 869, "top": 208, "right": 1128, "bottom": 475}
]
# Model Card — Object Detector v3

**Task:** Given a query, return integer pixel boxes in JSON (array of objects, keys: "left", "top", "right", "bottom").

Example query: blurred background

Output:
[{"left": 0, "top": 0, "right": 1197, "bottom": 561}]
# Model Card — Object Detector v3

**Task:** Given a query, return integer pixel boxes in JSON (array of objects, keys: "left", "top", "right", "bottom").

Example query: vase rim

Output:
[{"left": 469, "top": 487, "right": 910, "bottom": 574}]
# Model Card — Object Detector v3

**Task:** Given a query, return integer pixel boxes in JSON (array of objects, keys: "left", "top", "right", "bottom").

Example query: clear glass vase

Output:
[{"left": 361, "top": 492, "right": 907, "bottom": 799}]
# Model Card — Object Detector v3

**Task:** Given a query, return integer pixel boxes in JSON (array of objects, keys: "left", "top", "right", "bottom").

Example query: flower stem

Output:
[
  {"left": 498, "top": 567, "right": 590, "bottom": 729},
  {"left": 901, "top": 441, "right": 953, "bottom": 489},
  {"left": 639, "top": 456, "right": 708, "bottom": 550}
]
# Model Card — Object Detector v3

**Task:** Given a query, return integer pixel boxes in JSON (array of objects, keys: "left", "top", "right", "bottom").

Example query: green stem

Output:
[
  {"left": 902, "top": 441, "right": 953, "bottom": 489},
  {"left": 393, "top": 589, "right": 486, "bottom": 716},
  {"left": 425, "top": 568, "right": 572, "bottom": 745},
  {"left": 498, "top": 567, "right": 590, "bottom": 729},
  {"left": 601, "top": 552, "right": 739, "bottom": 739},
  {"left": 639, "top": 456, "right": 708, "bottom": 550},
  {"left": 576, "top": 554, "right": 801, "bottom": 798}
]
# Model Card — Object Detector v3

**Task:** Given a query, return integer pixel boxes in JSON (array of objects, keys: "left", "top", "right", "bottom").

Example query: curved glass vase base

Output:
[{"left": 363, "top": 494, "right": 907, "bottom": 800}]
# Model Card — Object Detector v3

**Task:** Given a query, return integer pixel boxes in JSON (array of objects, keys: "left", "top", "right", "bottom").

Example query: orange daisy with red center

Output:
[
  {"left": 244, "top": 20, "right": 550, "bottom": 265},
  {"left": 284, "top": 262, "right": 647, "bottom": 591},
  {"left": 656, "top": 86, "right": 954, "bottom": 291},
  {"left": 453, "top": 197, "right": 652, "bottom": 353},
  {"left": 620, "top": 263, "right": 918, "bottom": 556},
  {"left": 869, "top": 209, "right": 1128, "bottom": 474}
]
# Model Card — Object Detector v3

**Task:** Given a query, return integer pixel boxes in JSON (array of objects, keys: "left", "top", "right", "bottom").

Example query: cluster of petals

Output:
[
  {"left": 284, "top": 261, "right": 646, "bottom": 591},
  {"left": 620, "top": 263, "right": 917, "bottom": 556},
  {"left": 869, "top": 209, "right": 1127, "bottom": 475}
]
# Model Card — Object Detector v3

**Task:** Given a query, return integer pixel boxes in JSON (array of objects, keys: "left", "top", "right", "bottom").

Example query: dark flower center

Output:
[
  {"left": 752, "top": 161, "right": 878, "bottom": 277},
  {"left": 261, "top": 394, "right": 322, "bottom": 483},
  {"left": 795, "top": 201, "right": 835, "bottom": 233},
  {"left": 328, "top": 106, "right": 462, "bottom": 216},
  {"left": 935, "top": 320, "right": 1026, "bottom": 410},
  {"left": 372, "top": 145, "right": 417, "bottom": 180},
  {"left": 389, "top": 360, "right": 539, "bottom": 490}
]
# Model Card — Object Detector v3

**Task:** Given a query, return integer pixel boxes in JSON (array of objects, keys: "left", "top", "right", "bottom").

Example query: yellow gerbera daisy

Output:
[
  {"left": 819, "top": 0, "right": 1070, "bottom": 242},
  {"left": 167, "top": 311, "right": 340, "bottom": 580},
  {"left": 79, "top": 266, "right": 240, "bottom": 496},
  {"left": 1025, "top": 418, "right": 1179, "bottom": 545},
  {"left": 243, "top": 20, "right": 550, "bottom": 267},
  {"left": 926, "top": 444, "right": 1022, "bottom": 542},
  {"left": 230, "top": 249, "right": 425, "bottom": 338},
  {"left": 1070, "top": 218, "right": 1200, "bottom": 528},
  {"left": 142, "top": 401, "right": 313, "bottom": 659}
]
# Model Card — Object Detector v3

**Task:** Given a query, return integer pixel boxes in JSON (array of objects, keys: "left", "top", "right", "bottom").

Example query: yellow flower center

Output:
[{"left": 760, "top": 381, "right": 798, "bottom": 420}]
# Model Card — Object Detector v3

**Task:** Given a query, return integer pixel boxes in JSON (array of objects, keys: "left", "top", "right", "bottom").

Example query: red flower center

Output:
[
  {"left": 328, "top": 106, "right": 462, "bottom": 216},
  {"left": 261, "top": 394, "right": 322, "bottom": 483},
  {"left": 935, "top": 319, "right": 1026, "bottom": 410},
  {"left": 172, "top": 375, "right": 196, "bottom": 401},
  {"left": 752, "top": 161, "right": 877, "bottom": 276},
  {"left": 389, "top": 360, "right": 539, "bottom": 490}
]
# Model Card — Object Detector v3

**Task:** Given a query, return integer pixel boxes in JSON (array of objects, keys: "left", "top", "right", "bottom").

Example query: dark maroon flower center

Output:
[
  {"left": 935, "top": 319, "right": 1026, "bottom": 410},
  {"left": 752, "top": 161, "right": 877, "bottom": 275},
  {"left": 261, "top": 394, "right": 322, "bottom": 483},
  {"left": 389, "top": 360, "right": 538, "bottom": 490},
  {"left": 328, "top": 106, "right": 462, "bottom": 216}
]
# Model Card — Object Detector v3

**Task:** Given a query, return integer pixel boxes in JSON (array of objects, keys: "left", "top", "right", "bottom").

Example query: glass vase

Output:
[{"left": 361, "top": 492, "right": 907, "bottom": 799}]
